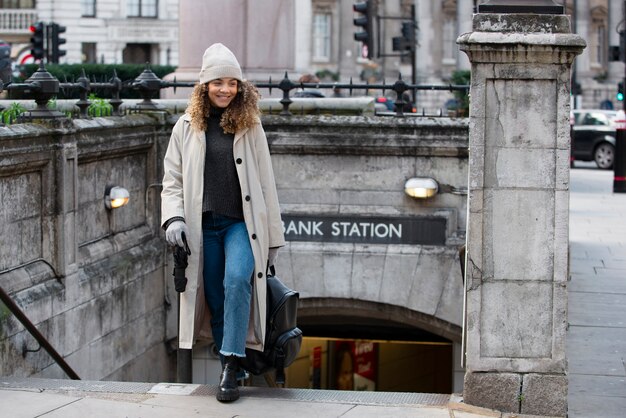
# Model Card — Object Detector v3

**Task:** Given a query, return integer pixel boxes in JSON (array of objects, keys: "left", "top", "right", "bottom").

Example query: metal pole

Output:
[
  {"left": 411, "top": 4, "right": 417, "bottom": 104},
  {"left": 177, "top": 348, "right": 192, "bottom": 383},
  {"left": 176, "top": 292, "right": 193, "bottom": 383},
  {"left": 616, "top": 1, "right": 626, "bottom": 193},
  {"left": 0, "top": 286, "right": 80, "bottom": 380}
]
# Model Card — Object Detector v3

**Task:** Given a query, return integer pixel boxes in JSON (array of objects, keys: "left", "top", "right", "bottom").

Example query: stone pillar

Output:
[
  {"left": 608, "top": 0, "right": 624, "bottom": 84},
  {"left": 415, "top": 0, "right": 434, "bottom": 82},
  {"left": 163, "top": 0, "right": 294, "bottom": 98},
  {"left": 574, "top": 0, "right": 590, "bottom": 79},
  {"left": 456, "top": 0, "right": 473, "bottom": 71},
  {"left": 457, "top": 12, "right": 585, "bottom": 417}
]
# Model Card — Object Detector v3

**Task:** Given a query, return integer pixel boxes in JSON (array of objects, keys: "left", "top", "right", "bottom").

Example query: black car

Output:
[{"left": 570, "top": 110, "right": 616, "bottom": 169}]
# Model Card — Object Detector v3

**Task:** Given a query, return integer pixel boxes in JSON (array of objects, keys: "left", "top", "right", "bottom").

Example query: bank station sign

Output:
[{"left": 282, "top": 215, "right": 446, "bottom": 245}]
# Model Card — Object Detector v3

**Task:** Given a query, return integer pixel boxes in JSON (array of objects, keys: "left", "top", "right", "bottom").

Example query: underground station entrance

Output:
[{"left": 283, "top": 309, "right": 455, "bottom": 393}]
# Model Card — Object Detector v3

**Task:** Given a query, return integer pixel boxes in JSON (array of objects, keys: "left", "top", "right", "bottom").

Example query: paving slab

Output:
[
  {"left": 568, "top": 168, "right": 626, "bottom": 417},
  {"left": 568, "top": 374, "right": 626, "bottom": 399},
  {"left": 567, "top": 393, "right": 626, "bottom": 418},
  {"left": 341, "top": 404, "right": 449, "bottom": 417},
  {"left": 0, "top": 389, "right": 82, "bottom": 418},
  {"left": 568, "top": 291, "right": 626, "bottom": 327},
  {"left": 35, "top": 396, "right": 178, "bottom": 418},
  {"left": 566, "top": 326, "right": 626, "bottom": 376},
  {"left": 568, "top": 275, "right": 626, "bottom": 294}
]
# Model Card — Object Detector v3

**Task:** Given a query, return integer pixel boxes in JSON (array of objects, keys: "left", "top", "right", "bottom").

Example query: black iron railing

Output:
[
  {"left": 0, "top": 62, "right": 468, "bottom": 121},
  {"left": 0, "top": 285, "right": 80, "bottom": 380}
]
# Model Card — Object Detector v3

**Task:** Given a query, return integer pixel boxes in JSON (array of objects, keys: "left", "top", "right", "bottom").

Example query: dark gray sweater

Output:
[{"left": 202, "top": 108, "right": 244, "bottom": 219}]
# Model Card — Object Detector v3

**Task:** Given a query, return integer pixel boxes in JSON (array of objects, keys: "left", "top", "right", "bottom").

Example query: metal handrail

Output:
[
  {"left": 0, "top": 62, "right": 469, "bottom": 121},
  {"left": 0, "top": 285, "right": 80, "bottom": 380}
]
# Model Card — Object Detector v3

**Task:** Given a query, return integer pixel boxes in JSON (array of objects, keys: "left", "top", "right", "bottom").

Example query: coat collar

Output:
[{"left": 180, "top": 112, "right": 251, "bottom": 145}]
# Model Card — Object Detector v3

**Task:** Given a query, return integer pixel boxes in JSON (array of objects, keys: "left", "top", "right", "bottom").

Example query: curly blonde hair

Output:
[{"left": 187, "top": 80, "right": 261, "bottom": 133}]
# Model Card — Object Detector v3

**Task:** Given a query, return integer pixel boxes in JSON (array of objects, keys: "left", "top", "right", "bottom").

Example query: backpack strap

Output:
[{"left": 275, "top": 349, "right": 286, "bottom": 385}]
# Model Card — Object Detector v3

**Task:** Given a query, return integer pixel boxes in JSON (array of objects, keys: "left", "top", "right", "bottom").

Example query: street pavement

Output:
[
  {"left": 1, "top": 163, "right": 624, "bottom": 418},
  {"left": 567, "top": 163, "right": 626, "bottom": 417}
]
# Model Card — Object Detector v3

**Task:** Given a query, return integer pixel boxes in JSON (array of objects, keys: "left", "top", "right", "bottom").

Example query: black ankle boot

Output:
[{"left": 216, "top": 356, "right": 240, "bottom": 402}]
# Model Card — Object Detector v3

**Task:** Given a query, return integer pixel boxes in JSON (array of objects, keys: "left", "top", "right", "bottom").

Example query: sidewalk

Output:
[
  {"left": 0, "top": 377, "right": 514, "bottom": 418},
  {"left": 567, "top": 164, "right": 626, "bottom": 418},
  {"left": 1, "top": 165, "right": 623, "bottom": 418}
]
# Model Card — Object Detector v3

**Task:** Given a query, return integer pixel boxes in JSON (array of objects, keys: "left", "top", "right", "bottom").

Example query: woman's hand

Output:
[
  {"left": 268, "top": 247, "right": 279, "bottom": 267},
  {"left": 166, "top": 220, "right": 189, "bottom": 247}
]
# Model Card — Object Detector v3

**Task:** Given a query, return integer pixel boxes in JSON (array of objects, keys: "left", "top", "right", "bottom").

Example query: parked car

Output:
[
  {"left": 374, "top": 94, "right": 416, "bottom": 114},
  {"left": 570, "top": 109, "right": 617, "bottom": 169}
]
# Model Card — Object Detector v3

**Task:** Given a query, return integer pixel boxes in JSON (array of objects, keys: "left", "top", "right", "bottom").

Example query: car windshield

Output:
[{"left": 575, "top": 111, "right": 616, "bottom": 126}]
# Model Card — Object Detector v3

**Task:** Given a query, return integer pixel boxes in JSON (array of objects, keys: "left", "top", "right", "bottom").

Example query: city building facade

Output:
[
  {"left": 1, "top": 1, "right": 617, "bottom": 109},
  {"left": 0, "top": 0, "right": 178, "bottom": 66}
]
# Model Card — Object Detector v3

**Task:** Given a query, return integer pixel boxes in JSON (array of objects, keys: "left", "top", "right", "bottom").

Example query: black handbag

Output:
[{"left": 240, "top": 267, "right": 302, "bottom": 385}]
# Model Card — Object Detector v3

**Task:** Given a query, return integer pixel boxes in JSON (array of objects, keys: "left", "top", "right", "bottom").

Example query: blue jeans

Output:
[{"left": 202, "top": 212, "right": 254, "bottom": 358}]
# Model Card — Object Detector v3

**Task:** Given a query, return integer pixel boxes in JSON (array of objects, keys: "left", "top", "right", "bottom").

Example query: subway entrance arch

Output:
[{"left": 264, "top": 115, "right": 468, "bottom": 393}]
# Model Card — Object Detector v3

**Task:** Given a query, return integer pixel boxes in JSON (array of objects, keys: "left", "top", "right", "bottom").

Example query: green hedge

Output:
[
  {"left": 12, "top": 63, "right": 177, "bottom": 99},
  {"left": 450, "top": 70, "right": 470, "bottom": 114}
]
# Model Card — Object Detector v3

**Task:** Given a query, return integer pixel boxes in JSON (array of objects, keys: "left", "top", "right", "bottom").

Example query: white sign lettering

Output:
[{"left": 281, "top": 215, "right": 446, "bottom": 245}]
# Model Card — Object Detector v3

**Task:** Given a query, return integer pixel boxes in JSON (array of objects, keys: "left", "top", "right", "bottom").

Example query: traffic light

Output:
[
  {"left": 353, "top": 1, "right": 374, "bottom": 59},
  {"left": 402, "top": 21, "right": 415, "bottom": 44},
  {"left": 29, "top": 22, "right": 46, "bottom": 61},
  {"left": 392, "top": 21, "right": 416, "bottom": 52},
  {"left": 49, "top": 22, "right": 67, "bottom": 63},
  {"left": 392, "top": 36, "right": 406, "bottom": 52},
  {"left": 610, "top": 30, "right": 626, "bottom": 62},
  {"left": 618, "top": 82, "right": 624, "bottom": 102}
]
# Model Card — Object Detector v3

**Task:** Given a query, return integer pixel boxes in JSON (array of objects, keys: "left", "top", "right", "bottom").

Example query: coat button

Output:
[
  {"left": 257, "top": 272, "right": 263, "bottom": 278},
  {"left": 251, "top": 233, "right": 257, "bottom": 240},
  {"left": 236, "top": 158, "right": 242, "bottom": 164},
  {"left": 245, "top": 195, "right": 251, "bottom": 201}
]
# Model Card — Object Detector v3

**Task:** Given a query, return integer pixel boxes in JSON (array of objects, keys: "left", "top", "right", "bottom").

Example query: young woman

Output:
[{"left": 161, "top": 43, "right": 285, "bottom": 402}]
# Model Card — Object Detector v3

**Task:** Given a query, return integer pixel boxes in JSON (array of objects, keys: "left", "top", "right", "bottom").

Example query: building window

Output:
[
  {"left": 82, "top": 43, "right": 96, "bottom": 63},
  {"left": 312, "top": 12, "right": 331, "bottom": 62},
  {"left": 123, "top": 43, "right": 153, "bottom": 64},
  {"left": 81, "top": 0, "right": 96, "bottom": 17},
  {"left": 590, "top": 6, "right": 608, "bottom": 68},
  {"left": 442, "top": 18, "right": 456, "bottom": 63},
  {"left": 0, "top": 0, "right": 35, "bottom": 7},
  {"left": 594, "top": 25, "right": 606, "bottom": 65},
  {"left": 441, "top": 0, "right": 457, "bottom": 65},
  {"left": 127, "top": 0, "right": 157, "bottom": 18}
]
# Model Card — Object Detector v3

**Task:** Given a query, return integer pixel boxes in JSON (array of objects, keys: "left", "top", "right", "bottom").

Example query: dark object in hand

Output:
[{"left": 173, "top": 232, "right": 191, "bottom": 292}]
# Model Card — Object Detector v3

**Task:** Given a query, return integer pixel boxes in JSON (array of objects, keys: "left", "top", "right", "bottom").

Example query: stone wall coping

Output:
[
  {"left": 472, "top": 13, "right": 572, "bottom": 34},
  {"left": 0, "top": 114, "right": 159, "bottom": 140},
  {"left": 458, "top": 31, "right": 586, "bottom": 48},
  {"left": 261, "top": 114, "right": 469, "bottom": 129},
  {"left": 458, "top": 13, "right": 586, "bottom": 50}
]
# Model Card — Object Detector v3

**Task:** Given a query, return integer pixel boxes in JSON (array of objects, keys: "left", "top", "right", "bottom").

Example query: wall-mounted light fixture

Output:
[
  {"left": 405, "top": 177, "right": 468, "bottom": 199},
  {"left": 405, "top": 177, "right": 439, "bottom": 199},
  {"left": 104, "top": 185, "right": 130, "bottom": 209}
]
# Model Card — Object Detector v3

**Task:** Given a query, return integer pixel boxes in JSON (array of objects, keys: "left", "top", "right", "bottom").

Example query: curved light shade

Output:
[
  {"left": 104, "top": 185, "right": 130, "bottom": 209},
  {"left": 404, "top": 177, "right": 439, "bottom": 199}
]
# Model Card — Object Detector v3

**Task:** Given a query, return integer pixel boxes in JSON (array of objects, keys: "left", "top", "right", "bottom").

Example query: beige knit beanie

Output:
[{"left": 198, "top": 43, "right": 242, "bottom": 84}]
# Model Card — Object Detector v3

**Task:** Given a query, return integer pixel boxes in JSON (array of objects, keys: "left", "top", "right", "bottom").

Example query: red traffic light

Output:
[
  {"left": 30, "top": 22, "right": 44, "bottom": 32},
  {"left": 353, "top": 2, "right": 368, "bottom": 13},
  {"left": 29, "top": 22, "right": 46, "bottom": 61},
  {"left": 352, "top": 0, "right": 374, "bottom": 58}
]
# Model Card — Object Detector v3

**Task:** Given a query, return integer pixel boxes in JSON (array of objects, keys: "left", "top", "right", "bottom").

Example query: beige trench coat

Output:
[{"left": 161, "top": 113, "right": 285, "bottom": 350}]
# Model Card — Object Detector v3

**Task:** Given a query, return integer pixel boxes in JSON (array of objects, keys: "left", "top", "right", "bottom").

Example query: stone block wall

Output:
[
  {"left": 0, "top": 115, "right": 177, "bottom": 382},
  {"left": 0, "top": 111, "right": 469, "bottom": 385},
  {"left": 265, "top": 115, "right": 469, "bottom": 340},
  {"left": 458, "top": 12, "right": 585, "bottom": 416}
]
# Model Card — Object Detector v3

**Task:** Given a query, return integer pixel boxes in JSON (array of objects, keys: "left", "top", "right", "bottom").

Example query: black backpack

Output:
[{"left": 240, "top": 268, "right": 302, "bottom": 385}]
